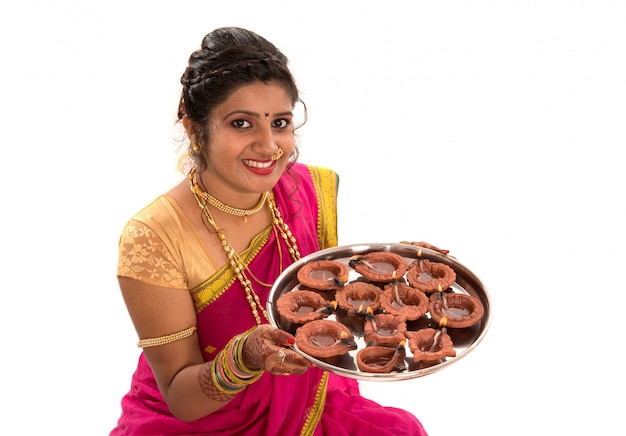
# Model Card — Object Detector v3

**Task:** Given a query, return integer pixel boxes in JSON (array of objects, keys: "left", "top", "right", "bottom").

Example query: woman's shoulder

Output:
[
  {"left": 117, "top": 194, "right": 188, "bottom": 288},
  {"left": 289, "top": 162, "right": 336, "bottom": 176},
  {"left": 120, "top": 194, "right": 191, "bottom": 248},
  {"left": 282, "top": 162, "right": 338, "bottom": 188},
  {"left": 123, "top": 178, "right": 189, "bottom": 226},
  {"left": 127, "top": 195, "right": 180, "bottom": 226}
]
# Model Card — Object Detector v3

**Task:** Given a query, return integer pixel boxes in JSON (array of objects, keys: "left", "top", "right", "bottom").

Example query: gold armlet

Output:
[{"left": 137, "top": 326, "right": 197, "bottom": 348}]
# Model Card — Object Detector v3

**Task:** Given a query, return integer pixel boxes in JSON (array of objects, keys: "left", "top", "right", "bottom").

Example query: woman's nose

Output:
[{"left": 253, "top": 125, "right": 276, "bottom": 154}]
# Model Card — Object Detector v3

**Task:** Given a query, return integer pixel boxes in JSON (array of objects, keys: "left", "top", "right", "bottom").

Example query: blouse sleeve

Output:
[{"left": 117, "top": 218, "right": 187, "bottom": 289}]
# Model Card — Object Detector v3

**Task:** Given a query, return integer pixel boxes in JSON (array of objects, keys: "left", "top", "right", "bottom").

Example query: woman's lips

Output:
[{"left": 243, "top": 158, "right": 276, "bottom": 175}]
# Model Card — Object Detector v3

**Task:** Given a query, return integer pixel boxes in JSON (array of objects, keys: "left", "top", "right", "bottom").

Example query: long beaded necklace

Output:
[{"left": 189, "top": 169, "right": 301, "bottom": 325}]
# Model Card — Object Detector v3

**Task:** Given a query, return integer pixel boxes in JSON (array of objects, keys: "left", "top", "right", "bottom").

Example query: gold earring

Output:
[{"left": 191, "top": 141, "right": 202, "bottom": 154}]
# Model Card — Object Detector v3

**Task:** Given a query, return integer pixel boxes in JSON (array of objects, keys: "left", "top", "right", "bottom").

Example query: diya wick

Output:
[
  {"left": 348, "top": 256, "right": 379, "bottom": 271},
  {"left": 318, "top": 275, "right": 347, "bottom": 288},
  {"left": 310, "top": 330, "right": 356, "bottom": 349},
  {"left": 356, "top": 302, "right": 382, "bottom": 319},
  {"left": 428, "top": 327, "right": 448, "bottom": 353},
  {"left": 428, "top": 316, "right": 449, "bottom": 354},
  {"left": 397, "top": 339, "right": 407, "bottom": 354},
  {"left": 433, "top": 285, "right": 448, "bottom": 309},
  {"left": 364, "top": 306, "right": 378, "bottom": 331},
  {"left": 328, "top": 277, "right": 347, "bottom": 288},
  {"left": 349, "top": 255, "right": 395, "bottom": 274},
  {"left": 391, "top": 281, "right": 405, "bottom": 308},
  {"left": 314, "top": 300, "right": 338, "bottom": 316},
  {"left": 440, "top": 289, "right": 450, "bottom": 311}
]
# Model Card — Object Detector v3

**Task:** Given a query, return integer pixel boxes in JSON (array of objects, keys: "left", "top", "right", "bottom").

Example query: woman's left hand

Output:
[{"left": 242, "top": 324, "right": 311, "bottom": 376}]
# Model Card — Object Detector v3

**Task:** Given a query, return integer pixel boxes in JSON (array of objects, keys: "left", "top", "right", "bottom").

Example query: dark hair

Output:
[{"left": 178, "top": 27, "right": 303, "bottom": 172}]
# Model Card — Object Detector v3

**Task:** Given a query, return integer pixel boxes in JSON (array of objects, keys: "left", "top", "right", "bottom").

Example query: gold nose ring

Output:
[{"left": 271, "top": 147, "right": 284, "bottom": 161}]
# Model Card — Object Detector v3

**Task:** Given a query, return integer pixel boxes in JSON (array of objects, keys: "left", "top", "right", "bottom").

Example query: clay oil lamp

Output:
[
  {"left": 363, "top": 312, "right": 407, "bottom": 346},
  {"left": 405, "top": 327, "right": 456, "bottom": 363},
  {"left": 406, "top": 259, "right": 456, "bottom": 293},
  {"left": 297, "top": 259, "right": 349, "bottom": 291},
  {"left": 295, "top": 319, "right": 357, "bottom": 361},
  {"left": 356, "top": 341, "right": 407, "bottom": 373},
  {"left": 334, "top": 281, "right": 382, "bottom": 317},
  {"left": 348, "top": 252, "right": 408, "bottom": 283},
  {"left": 428, "top": 292, "right": 484, "bottom": 329},
  {"left": 276, "top": 290, "right": 338, "bottom": 325},
  {"left": 379, "top": 281, "right": 429, "bottom": 321}
]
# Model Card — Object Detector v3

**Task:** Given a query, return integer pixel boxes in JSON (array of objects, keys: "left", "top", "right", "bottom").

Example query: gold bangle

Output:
[{"left": 137, "top": 326, "right": 197, "bottom": 348}]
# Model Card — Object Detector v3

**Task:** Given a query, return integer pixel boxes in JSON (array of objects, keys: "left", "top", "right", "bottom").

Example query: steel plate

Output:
[{"left": 267, "top": 243, "right": 492, "bottom": 381}]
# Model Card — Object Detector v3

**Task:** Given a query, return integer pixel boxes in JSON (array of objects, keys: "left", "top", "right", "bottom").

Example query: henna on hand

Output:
[
  {"left": 242, "top": 325, "right": 310, "bottom": 375},
  {"left": 198, "top": 362, "right": 235, "bottom": 402}
]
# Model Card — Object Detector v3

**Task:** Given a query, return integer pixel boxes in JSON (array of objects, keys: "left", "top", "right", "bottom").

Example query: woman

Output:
[{"left": 112, "top": 27, "right": 428, "bottom": 435}]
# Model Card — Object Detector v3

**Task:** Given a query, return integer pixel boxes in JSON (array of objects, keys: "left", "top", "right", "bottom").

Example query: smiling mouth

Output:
[{"left": 243, "top": 159, "right": 274, "bottom": 169}]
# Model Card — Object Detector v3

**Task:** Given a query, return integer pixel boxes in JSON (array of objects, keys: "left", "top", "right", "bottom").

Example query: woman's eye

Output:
[
  {"left": 273, "top": 119, "right": 290, "bottom": 129},
  {"left": 231, "top": 119, "right": 251, "bottom": 129}
]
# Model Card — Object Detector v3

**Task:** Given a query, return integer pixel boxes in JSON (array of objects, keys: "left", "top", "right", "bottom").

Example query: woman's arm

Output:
[
  {"left": 119, "top": 276, "right": 311, "bottom": 422},
  {"left": 119, "top": 276, "right": 230, "bottom": 421}
]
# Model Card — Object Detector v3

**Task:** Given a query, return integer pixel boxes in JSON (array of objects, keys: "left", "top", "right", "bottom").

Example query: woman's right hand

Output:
[{"left": 242, "top": 325, "right": 311, "bottom": 376}]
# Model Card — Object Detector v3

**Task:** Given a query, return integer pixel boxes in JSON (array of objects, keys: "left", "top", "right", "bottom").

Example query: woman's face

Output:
[{"left": 201, "top": 81, "right": 295, "bottom": 199}]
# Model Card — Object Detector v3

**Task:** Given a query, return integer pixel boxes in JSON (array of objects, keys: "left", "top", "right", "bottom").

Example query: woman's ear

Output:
[{"left": 182, "top": 116, "right": 195, "bottom": 140}]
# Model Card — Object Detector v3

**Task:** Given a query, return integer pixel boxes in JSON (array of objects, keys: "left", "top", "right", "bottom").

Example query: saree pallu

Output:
[{"left": 112, "top": 163, "right": 427, "bottom": 435}]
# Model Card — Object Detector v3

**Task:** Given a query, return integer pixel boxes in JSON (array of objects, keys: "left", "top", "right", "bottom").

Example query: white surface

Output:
[{"left": 1, "top": 1, "right": 624, "bottom": 434}]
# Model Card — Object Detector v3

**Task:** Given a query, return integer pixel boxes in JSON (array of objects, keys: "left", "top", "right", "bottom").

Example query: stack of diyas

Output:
[{"left": 275, "top": 249, "right": 486, "bottom": 375}]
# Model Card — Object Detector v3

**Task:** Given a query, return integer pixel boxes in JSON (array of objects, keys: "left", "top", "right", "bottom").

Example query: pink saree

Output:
[{"left": 112, "top": 163, "right": 427, "bottom": 435}]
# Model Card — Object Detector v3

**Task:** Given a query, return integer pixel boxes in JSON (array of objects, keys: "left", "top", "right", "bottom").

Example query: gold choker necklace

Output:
[
  {"left": 189, "top": 173, "right": 269, "bottom": 222},
  {"left": 189, "top": 168, "right": 301, "bottom": 325}
]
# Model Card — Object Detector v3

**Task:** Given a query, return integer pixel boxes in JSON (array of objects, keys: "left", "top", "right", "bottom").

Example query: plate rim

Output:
[{"left": 267, "top": 242, "right": 492, "bottom": 381}]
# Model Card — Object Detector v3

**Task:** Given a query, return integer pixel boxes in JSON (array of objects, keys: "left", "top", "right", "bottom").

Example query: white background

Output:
[{"left": 1, "top": 1, "right": 624, "bottom": 435}]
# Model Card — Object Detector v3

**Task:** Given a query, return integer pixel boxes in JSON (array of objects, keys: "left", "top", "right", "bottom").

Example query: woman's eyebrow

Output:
[
  {"left": 223, "top": 110, "right": 294, "bottom": 120},
  {"left": 223, "top": 110, "right": 259, "bottom": 120}
]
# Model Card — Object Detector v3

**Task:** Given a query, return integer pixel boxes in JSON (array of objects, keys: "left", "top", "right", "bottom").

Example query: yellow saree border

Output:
[
  {"left": 307, "top": 166, "right": 339, "bottom": 249},
  {"left": 300, "top": 371, "right": 329, "bottom": 436},
  {"left": 190, "top": 227, "right": 272, "bottom": 311}
]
